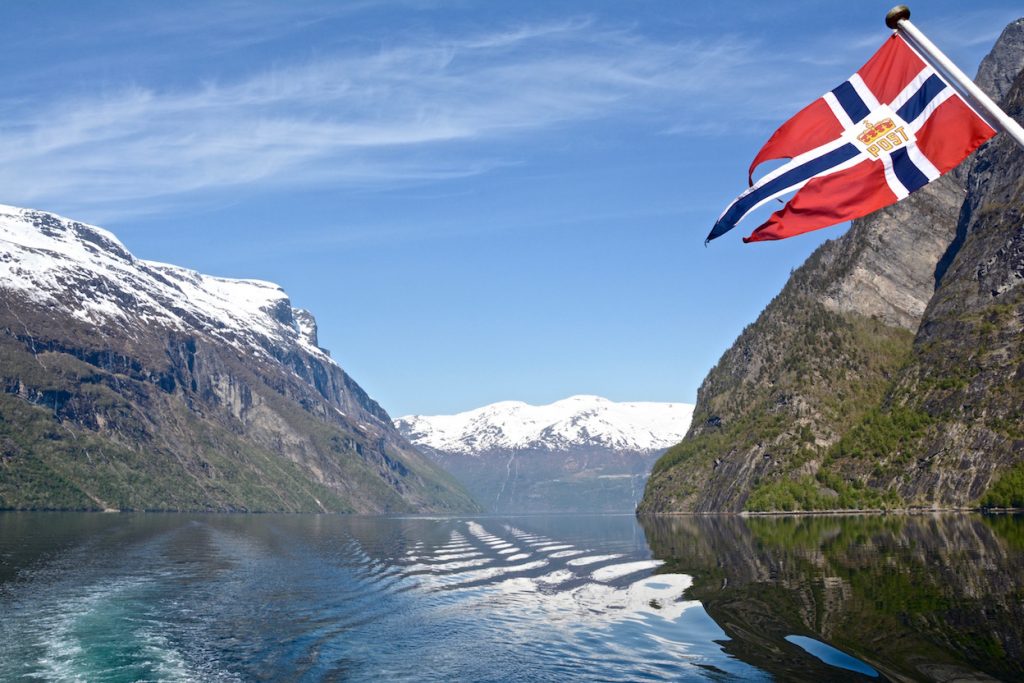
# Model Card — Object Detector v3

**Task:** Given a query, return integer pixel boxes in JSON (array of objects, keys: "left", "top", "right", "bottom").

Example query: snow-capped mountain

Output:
[
  {"left": 0, "top": 204, "right": 324, "bottom": 362},
  {"left": 396, "top": 396, "right": 694, "bottom": 513},
  {"left": 396, "top": 395, "right": 694, "bottom": 456},
  {"left": 0, "top": 204, "right": 476, "bottom": 513}
]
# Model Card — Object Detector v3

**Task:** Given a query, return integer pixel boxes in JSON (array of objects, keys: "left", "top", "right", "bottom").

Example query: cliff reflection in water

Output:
[{"left": 640, "top": 513, "right": 1024, "bottom": 683}]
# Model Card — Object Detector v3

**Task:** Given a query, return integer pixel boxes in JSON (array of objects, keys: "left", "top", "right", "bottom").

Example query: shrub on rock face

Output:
[{"left": 982, "top": 464, "right": 1024, "bottom": 510}]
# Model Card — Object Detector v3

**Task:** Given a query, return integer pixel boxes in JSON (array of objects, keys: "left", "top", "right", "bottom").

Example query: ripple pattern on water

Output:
[{"left": 0, "top": 514, "right": 768, "bottom": 682}]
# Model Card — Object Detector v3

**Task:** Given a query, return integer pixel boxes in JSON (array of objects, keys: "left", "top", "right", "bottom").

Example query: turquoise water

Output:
[{"left": 1, "top": 513, "right": 1021, "bottom": 681}]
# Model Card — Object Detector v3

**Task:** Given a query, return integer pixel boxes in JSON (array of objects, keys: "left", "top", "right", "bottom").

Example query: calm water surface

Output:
[{"left": 0, "top": 512, "right": 1021, "bottom": 681}]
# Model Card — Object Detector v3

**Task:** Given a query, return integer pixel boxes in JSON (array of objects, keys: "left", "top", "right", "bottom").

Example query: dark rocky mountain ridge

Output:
[
  {"left": 640, "top": 19, "right": 1024, "bottom": 514},
  {"left": 0, "top": 205, "right": 478, "bottom": 513}
]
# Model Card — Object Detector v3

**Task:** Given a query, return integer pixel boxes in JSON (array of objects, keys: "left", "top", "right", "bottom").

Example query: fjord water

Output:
[{"left": 1, "top": 513, "right": 1022, "bottom": 682}]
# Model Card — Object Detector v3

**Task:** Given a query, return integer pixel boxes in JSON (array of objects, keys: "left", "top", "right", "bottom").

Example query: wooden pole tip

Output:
[{"left": 886, "top": 5, "right": 911, "bottom": 29}]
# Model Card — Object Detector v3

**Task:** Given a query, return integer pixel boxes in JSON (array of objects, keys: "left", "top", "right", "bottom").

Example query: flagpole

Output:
[{"left": 886, "top": 5, "right": 1024, "bottom": 151}]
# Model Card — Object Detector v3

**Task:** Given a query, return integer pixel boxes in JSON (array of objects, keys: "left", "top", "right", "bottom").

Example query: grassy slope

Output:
[
  {"left": 0, "top": 337, "right": 477, "bottom": 513},
  {"left": 641, "top": 293, "right": 913, "bottom": 512}
]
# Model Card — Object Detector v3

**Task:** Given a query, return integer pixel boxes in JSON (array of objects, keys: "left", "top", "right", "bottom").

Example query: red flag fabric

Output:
[{"left": 708, "top": 34, "right": 996, "bottom": 244}]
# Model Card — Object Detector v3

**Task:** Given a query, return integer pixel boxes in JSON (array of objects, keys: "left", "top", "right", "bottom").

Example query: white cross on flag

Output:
[{"left": 708, "top": 32, "right": 996, "bottom": 244}]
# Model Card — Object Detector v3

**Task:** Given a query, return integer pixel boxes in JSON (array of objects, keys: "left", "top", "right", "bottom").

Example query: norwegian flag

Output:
[{"left": 707, "top": 33, "right": 996, "bottom": 244}]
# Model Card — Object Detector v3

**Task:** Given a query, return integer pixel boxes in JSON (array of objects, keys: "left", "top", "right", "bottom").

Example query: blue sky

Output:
[{"left": 0, "top": 1, "right": 1018, "bottom": 416}]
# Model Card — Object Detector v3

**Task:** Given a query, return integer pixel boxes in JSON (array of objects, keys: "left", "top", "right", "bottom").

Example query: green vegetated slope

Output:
[
  {"left": 638, "top": 236, "right": 921, "bottom": 511},
  {"left": 640, "top": 20, "right": 1024, "bottom": 513},
  {"left": 825, "top": 66, "right": 1024, "bottom": 510},
  {"left": 0, "top": 212, "right": 478, "bottom": 514},
  {"left": 0, "top": 314, "right": 476, "bottom": 513},
  {"left": 641, "top": 174, "right": 960, "bottom": 513}
]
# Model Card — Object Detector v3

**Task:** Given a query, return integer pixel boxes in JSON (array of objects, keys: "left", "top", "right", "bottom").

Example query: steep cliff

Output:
[
  {"left": 640, "top": 177, "right": 958, "bottom": 512},
  {"left": 640, "top": 20, "right": 1024, "bottom": 513},
  {"left": 826, "top": 66, "right": 1024, "bottom": 508},
  {"left": 0, "top": 206, "right": 478, "bottom": 513},
  {"left": 974, "top": 19, "right": 1024, "bottom": 108}
]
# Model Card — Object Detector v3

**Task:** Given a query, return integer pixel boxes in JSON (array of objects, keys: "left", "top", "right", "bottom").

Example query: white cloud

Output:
[{"left": 0, "top": 15, "right": 807, "bottom": 218}]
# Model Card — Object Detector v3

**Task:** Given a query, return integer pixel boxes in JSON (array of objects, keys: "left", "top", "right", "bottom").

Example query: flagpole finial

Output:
[{"left": 885, "top": 5, "right": 911, "bottom": 29}]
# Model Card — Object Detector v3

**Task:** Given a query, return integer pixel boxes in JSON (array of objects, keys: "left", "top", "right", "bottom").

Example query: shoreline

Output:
[
  {"left": 1, "top": 506, "right": 1022, "bottom": 516},
  {"left": 637, "top": 506, "right": 1024, "bottom": 517}
]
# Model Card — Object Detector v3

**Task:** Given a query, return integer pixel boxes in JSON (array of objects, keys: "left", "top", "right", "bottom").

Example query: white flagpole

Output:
[{"left": 886, "top": 5, "right": 1024, "bottom": 151}]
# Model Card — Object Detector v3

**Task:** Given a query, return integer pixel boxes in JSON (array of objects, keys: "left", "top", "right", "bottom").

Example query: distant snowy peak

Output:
[
  {"left": 396, "top": 395, "right": 694, "bottom": 455},
  {"left": 0, "top": 204, "right": 330, "bottom": 363}
]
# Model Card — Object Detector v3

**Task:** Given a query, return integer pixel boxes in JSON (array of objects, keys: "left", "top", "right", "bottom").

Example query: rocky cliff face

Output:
[
  {"left": 975, "top": 19, "right": 1024, "bottom": 109},
  {"left": 640, "top": 179, "right": 956, "bottom": 512},
  {"left": 640, "top": 20, "right": 1024, "bottom": 513},
  {"left": 827, "top": 66, "right": 1024, "bottom": 508},
  {"left": 0, "top": 205, "right": 478, "bottom": 513}
]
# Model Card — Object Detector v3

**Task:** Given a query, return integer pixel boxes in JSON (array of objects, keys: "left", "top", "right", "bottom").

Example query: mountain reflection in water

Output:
[
  {"left": 0, "top": 512, "right": 1021, "bottom": 681},
  {"left": 640, "top": 513, "right": 1024, "bottom": 682}
]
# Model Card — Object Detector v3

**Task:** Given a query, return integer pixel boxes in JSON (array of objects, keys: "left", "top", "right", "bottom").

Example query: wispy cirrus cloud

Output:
[{"left": 0, "top": 11, "right": 819, "bottom": 220}]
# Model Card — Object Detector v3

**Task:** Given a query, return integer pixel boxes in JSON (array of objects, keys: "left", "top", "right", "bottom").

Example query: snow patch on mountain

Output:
[
  {"left": 396, "top": 395, "right": 694, "bottom": 455},
  {"left": 0, "top": 204, "right": 328, "bottom": 363}
]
